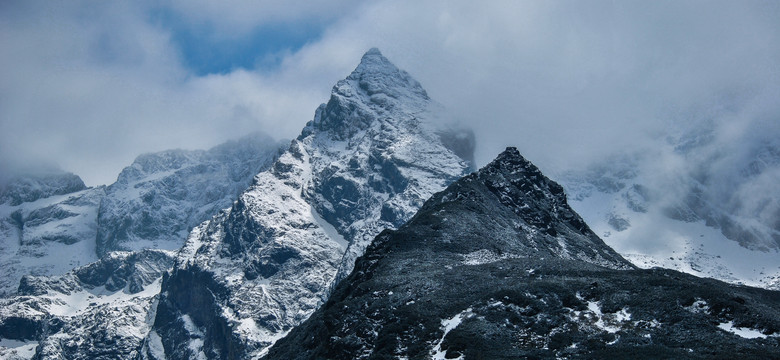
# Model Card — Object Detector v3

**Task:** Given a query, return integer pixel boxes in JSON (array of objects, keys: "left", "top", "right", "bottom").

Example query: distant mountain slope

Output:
[
  {"left": 0, "top": 182, "right": 104, "bottom": 296},
  {"left": 146, "top": 48, "right": 473, "bottom": 359},
  {"left": 0, "top": 249, "right": 175, "bottom": 360},
  {"left": 0, "top": 133, "right": 284, "bottom": 297},
  {"left": 0, "top": 133, "right": 286, "bottom": 359},
  {"left": 97, "top": 132, "right": 285, "bottom": 256},
  {"left": 559, "top": 145, "right": 780, "bottom": 290},
  {"left": 0, "top": 171, "right": 86, "bottom": 206},
  {"left": 266, "top": 148, "right": 780, "bottom": 359}
]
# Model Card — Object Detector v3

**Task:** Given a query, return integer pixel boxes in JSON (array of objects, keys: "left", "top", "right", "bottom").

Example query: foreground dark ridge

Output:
[{"left": 266, "top": 147, "right": 780, "bottom": 359}]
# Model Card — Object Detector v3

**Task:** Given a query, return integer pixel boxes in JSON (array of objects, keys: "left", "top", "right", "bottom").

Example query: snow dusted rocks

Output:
[
  {"left": 0, "top": 249, "right": 175, "bottom": 360},
  {"left": 147, "top": 49, "right": 472, "bottom": 359},
  {"left": 265, "top": 148, "right": 780, "bottom": 359},
  {"left": 0, "top": 133, "right": 284, "bottom": 298},
  {"left": 96, "top": 132, "right": 285, "bottom": 256},
  {"left": 0, "top": 171, "right": 87, "bottom": 207},
  {"left": 0, "top": 169, "right": 96, "bottom": 296}
]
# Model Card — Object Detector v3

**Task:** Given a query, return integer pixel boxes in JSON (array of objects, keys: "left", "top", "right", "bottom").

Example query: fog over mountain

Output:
[{"left": 2, "top": 1, "right": 778, "bottom": 188}]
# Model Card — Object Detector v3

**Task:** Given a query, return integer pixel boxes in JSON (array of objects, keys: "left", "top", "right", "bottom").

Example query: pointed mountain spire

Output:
[
  {"left": 397, "top": 146, "right": 633, "bottom": 269},
  {"left": 148, "top": 48, "right": 472, "bottom": 359},
  {"left": 304, "top": 48, "right": 430, "bottom": 140},
  {"left": 341, "top": 48, "right": 429, "bottom": 101},
  {"left": 479, "top": 147, "right": 594, "bottom": 238},
  {"left": 349, "top": 48, "right": 394, "bottom": 77}
]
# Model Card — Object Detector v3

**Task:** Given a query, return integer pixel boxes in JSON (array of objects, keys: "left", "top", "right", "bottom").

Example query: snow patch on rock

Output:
[{"left": 431, "top": 308, "right": 473, "bottom": 360}]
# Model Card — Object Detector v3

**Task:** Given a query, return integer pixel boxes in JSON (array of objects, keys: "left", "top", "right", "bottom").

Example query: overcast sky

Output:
[{"left": 1, "top": 0, "right": 779, "bottom": 186}]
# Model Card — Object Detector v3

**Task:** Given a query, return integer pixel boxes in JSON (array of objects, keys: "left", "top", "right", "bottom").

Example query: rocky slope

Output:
[
  {"left": 0, "top": 171, "right": 87, "bottom": 207},
  {"left": 266, "top": 148, "right": 780, "bottom": 359},
  {"left": 0, "top": 133, "right": 283, "bottom": 297},
  {"left": 145, "top": 48, "right": 473, "bottom": 359}
]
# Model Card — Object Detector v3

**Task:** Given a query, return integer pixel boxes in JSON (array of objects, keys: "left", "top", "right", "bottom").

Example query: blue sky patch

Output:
[{"left": 150, "top": 7, "right": 324, "bottom": 75}]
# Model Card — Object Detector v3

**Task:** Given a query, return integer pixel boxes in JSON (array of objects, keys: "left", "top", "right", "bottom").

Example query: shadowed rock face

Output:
[
  {"left": 265, "top": 148, "right": 780, "bottom": 360},
  {"left": 146, "top": 48, "right": 473, "bottom": 359}
]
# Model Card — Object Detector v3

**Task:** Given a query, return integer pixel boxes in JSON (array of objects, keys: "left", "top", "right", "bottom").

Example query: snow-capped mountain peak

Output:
[
  {"left": 96, "top": 132, "right": 284, "bottom": 256},
  {"left": 301, "top": 48, "right": 429, "bottom": 142},
  {"left": 148, "top": 48, "right": 473, "bottom": 359},
  {"left": 344, "top": 47, "right": 428, "bottom": 100}
]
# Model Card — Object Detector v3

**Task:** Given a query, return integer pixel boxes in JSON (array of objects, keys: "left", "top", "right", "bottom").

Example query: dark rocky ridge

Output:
[{"left": 266, "top": 148, "right": 780, "bottom": 359}]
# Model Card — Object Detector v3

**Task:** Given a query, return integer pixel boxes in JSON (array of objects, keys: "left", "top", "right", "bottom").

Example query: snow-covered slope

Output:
[
  {"left": 0, "top": 181, "right": 104, "bottom": 296},
  {"left": 96, "top": 132, "right": 285, "bottom": 256},
  {"left": 559, "top": 146, "right": 780, "bottom": 290},
  {"left": 0, "top": 133, "right": 286, "bottom": 359},
  {"left": 0, "top": 133, "right": 284, "bottom": 298},
  {"left": 147, "top": 48, "right": 473, "bottom": 359}
]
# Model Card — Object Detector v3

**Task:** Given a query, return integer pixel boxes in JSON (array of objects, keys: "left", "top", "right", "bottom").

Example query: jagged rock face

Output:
[
  {"left": 0, "top": 186, "right": 104, "bottom": 296},
  {"left": 0, "top": 249, "right": 175, "bottom": 360},
  {"left": 0, "top": 172, "right": 86, "bottom": 206},
  {"left": 148, "top": 49, "right": 472, "bottom": 359},
  {"left": 266, "top": 148, "right": 780, "bottom": 359},
  {"left": 96, "top": 132, "right": 285, "bottom": 256}
]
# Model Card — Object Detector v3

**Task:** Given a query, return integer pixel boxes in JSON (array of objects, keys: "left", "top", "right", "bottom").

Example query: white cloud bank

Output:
[{"left": 1, "top": 0, "right": 778, "bottom": 198}]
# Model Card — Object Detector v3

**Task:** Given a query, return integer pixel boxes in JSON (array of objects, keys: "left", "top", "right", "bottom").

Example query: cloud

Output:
[
  {"left": 264, "top": 0, "right": 780, "bottom": 175},
  {"left": 1, "top": 0, "right": 779, "bottom": 202},
  {"left": 0, "top": 1, "right": 357, "bottom": 185}
]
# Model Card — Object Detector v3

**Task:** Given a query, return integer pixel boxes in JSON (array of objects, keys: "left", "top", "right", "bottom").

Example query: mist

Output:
[{"left": 1, "top": 0, "right": 779, "bottom": 197}]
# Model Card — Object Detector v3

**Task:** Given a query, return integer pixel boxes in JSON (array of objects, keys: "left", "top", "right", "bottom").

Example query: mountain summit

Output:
[
  {"left": 455, "top": 147, "right": 632, "bottom": 268},
  {"left": 146, "top": 49, "right": 473, "bottom": 358},
  {"left": 344, "top": 47, "right": 428, "bottom": 101},
  {"left": 300, "top": 48, "right": 429, "bottom": 141}
]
